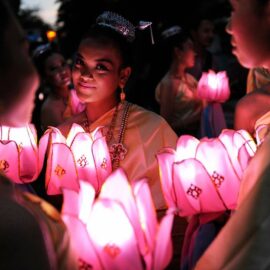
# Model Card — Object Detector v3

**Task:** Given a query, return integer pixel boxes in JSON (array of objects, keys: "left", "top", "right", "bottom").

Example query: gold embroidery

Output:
[
  {"left": 78, "top": 258, "right": 93, "bottom": 270},
  {"left": 211, "top": 171, "right": 224, "bottom": 188},
  {"left": 77, "top": 154, "right": 89, "bottom": 168},
  {"left": 100, "top": 158, "right": 107, "bottom": 169},
  {"left": 54, "top": 164, "right": 66, "bottom": 178},
  {"left": 0, "top": 160, "right": 9, "bottom": 172},
  {"left": 103, "top": 243, "right": 121, "bottom": 258},
  {"left": 187, "top": 184, "right": 202, "bottom": 199}
]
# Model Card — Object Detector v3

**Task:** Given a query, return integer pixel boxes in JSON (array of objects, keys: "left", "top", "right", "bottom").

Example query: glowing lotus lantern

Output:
[
  {"left": 198, "top": 70, "right": 230, "bottom": 138},
  {"left": 39, "top": 123, "right": 112, "bottom": 195},
  {"left": 157, "top": 129, "right": 256, "bottom": 216},
  {"left": 0, "top": 124, "right": 40, "bottom": 183},
  {"left": 61, "top": 168, "right": 175, "bottom": 270}
]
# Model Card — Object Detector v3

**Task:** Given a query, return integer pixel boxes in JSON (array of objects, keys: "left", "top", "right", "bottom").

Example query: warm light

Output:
[
  {"left": 157, "top": 129, "right": 257, "bottom": 216},
  {"left": 61, "top": 169, "right": 174, "bottom": 270},
  {"left": 46, "top": 30, "right": 57, "bottom": 42},
  {"left": 198, "top": 70, "right": 230, "bottom": 103},
  {"left": 88, "top": 200, "right": 134, "bottom": 246},
  {"left": 208, "top": 73, "right": 218, "bottom": 90},
  {"left": 41, "top": 124, "right": 112, "bottom": 195},
  {"left": 0, "top": 124, "right": 40, "bottom": 183}
]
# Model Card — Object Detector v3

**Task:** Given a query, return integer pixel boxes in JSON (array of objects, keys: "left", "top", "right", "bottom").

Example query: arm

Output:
[{"left": 159, "top": 80, "right": 177, "bottom": 123}]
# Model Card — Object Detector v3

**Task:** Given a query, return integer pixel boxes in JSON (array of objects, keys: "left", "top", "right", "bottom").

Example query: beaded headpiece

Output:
[
  {"left": 96, "top": 11, "right": 136, "bottom": 42},
  {"left": 32, "top": 43, "right": 51, "bottom": 58},
  {"left": 161, "top": 25, "right": 182, "bottom": 39}
]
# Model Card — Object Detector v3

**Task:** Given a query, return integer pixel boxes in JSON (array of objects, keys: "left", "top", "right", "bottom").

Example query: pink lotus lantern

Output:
[
  {"left": 61, "top": 168, "right": 175, "bottom": 270},
  {"left": 0, "top": 124, "right": 40, "bottom": 183},
  {"left": 157, "top": 129, "right": 257, "bottom": 216},
  {"left": 39, "top": 123, "right": 112, "bottom": 195},
  {"left": 198, "top": 70, "right": 230, "bottom": 138}
]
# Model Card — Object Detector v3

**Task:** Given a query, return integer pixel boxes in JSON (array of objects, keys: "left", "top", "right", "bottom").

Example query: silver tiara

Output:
[
  {"left": 32, "top": 43, "right": 51, "bottom": 57},
  {"left": 161, "top": 26, "right": 182, "bottom": 39},
  {"left": 96, "top": 11, "right": 136, "bottom": 42}
]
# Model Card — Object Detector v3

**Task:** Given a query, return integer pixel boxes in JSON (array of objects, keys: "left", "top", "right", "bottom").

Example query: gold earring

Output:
[{"left": 120, "top": 87, "right": 126, "bottom": 102}]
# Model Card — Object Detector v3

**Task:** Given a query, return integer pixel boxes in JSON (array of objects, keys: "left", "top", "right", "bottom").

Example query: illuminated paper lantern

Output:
[
  {"left": 157, "top": 129, "right": 257, "bottom": 216},
  {"left": 198, "top": 70, "right": 230, "bottom": 138},
  {"left": 198, "top": 70, "right": 230, "bottom": 103},
  {"left": 62, "top": 168, "right": 174, "bottom": 270},
  {"left": 40, "top": 123, "right": 112, "bottom": 195},
  {"left": 0, "top": 124, "right": 40, "bottom": 183}
]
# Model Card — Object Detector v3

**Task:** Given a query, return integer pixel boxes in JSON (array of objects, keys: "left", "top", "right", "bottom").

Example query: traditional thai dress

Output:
[
  {"left": 58, "top": 101, "right": 178, "bottom": 211},
  {"left": 155, "top": 73, "right": 203, "bottom": 137}
]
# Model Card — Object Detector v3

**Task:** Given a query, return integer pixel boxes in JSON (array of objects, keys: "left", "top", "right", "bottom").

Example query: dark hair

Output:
[
  {"left": 81, "top": 24, "right": 134, "bottom": 68},
  {"left": 32, "top": 44, "right": 60, "bottom": 76},
  {"left": 161, "top": 27, "right": 190, "bottom": 51},
  {"left": 0, "top": 0, "right": 11, "bottom": 51},
  {"left": 158, "top": 26, "right": 191, "bottom": 68}
]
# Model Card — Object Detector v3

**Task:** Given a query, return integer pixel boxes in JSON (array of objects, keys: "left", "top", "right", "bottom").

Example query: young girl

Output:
[
  {"left": 155, "top": 25, "right": 203, "bottom": 137},
  {"left": 57, "top": 11, "right": 178, "bottom": 211},
  {"left": 195, "top": 0, "right": 270, "bottom": 268},
  {"left": 33, "top": 45, "right": 84, "bottom": 135}
]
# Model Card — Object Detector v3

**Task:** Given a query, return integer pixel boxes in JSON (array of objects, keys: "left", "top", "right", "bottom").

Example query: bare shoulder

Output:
[{"left": 236, "top": 90, "right": 270, "bottom": 113}]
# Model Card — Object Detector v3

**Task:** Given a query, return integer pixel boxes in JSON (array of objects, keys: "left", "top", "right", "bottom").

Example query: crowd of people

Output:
[{"left": 2, "top": 0, "right": 270, "bottom": 268}]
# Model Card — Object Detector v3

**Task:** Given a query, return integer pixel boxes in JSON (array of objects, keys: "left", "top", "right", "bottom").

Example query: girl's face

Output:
[
  {"left": 44, "top": 53, "right": 71, "bottom": 90},
  {"left": 227, "top": 0, "right": 270, "bottom": 68},
  {"left": 72, "top": 38, "right": 130, "bottom": 104},
  {"left": 178, "top": 39, "right": 195, "bottom": 68},
  {"left": 0, "top": 9, "right": 39, "bottom": 126}
]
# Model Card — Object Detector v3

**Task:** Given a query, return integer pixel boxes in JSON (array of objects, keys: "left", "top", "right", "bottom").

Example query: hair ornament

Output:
[
  {"left": 96, "top": 11, "right": 136, "bottom": 42},
  {"left": 32, "top": 43, "right": 51, "bottom": 58},
  {"left": 161, "top": 25, "right": 182, "bottom": 39},
  {"left": 137, "top": 21, "right": 155, "bottom": 44}
]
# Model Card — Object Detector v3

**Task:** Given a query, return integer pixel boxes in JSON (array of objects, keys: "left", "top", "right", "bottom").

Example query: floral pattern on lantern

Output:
[
  {"left": 197, "top": 70, "right": 231, "bottom": 138},
  {"left": 0, "top": 124, "right": 40, "bottom": 183},
  {"left": 39, "top": 123, "right": 112, "bottom": 195},
  {"left": 61, "top": 168, "right": 175, "bottom": 270},
  {"left": 157, "top": 129, "right": 257, "bottom": 216}
]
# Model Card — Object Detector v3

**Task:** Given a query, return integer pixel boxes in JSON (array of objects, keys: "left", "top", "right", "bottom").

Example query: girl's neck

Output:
[
  {"left": 169, "top": 62, "right": 186, "bottom": 79},
  {"left": 85, "top": 97, "right": 119, "bottom": 123}
]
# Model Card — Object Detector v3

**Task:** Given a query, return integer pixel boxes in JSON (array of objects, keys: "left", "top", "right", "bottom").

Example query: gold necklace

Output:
[{"left": 83, "top": 101, "right": 131, "bottom": 169}]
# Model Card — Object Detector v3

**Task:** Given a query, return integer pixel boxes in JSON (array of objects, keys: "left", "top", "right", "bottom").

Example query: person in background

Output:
[
  {"left": 187, "top": 16, "right": 217, "bottom": 80},
  {"left": 0, "top": 0, "right": 76, "bottom": 268},
  {"left": 155, "top": 25, "right": 203, "bottom": 137},
  {"left": 195, "top": 0, "right": 270, "bottom": 268},
  {"left": 32, "top": 44, "right": 84, "bottom": 136}
]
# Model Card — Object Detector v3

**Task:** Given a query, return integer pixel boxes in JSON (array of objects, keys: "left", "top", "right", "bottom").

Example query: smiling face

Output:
[
  {"left": 0, "top": 2, "right": 39, "bottom": 126},
  {"left": 72, "top": 37, "right": 131, "bottom": 106},
  {"left": 44, "top": 53, "right": 71, "bottom": 91},
  {"left": 227, "top": 0, "right": 270, "bottom": 68}
]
